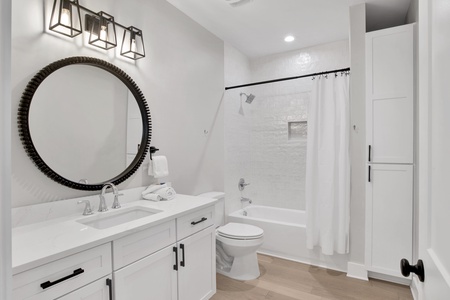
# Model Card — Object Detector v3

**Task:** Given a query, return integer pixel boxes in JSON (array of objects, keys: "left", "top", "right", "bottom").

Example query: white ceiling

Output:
[{"left": 165, "top": 0, "right": 412, "bottom": 59}]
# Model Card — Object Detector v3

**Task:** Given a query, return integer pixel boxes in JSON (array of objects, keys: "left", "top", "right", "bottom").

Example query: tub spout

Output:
[{"left": 240, "top": 197, "right": 252, "bottom": 204}]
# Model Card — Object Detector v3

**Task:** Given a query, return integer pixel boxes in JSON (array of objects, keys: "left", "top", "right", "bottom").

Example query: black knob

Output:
[{"left": 400, "top": 258, "right": 425, "bottom": 282}]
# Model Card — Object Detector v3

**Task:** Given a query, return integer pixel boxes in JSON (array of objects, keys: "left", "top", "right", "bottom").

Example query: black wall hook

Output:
[{"left": 149, "top": 146, "right": 159, "bottom": 160}]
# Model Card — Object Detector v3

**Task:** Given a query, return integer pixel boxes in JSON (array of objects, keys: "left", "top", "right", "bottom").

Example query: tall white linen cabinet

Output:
[{"left": 365, "top": 23, "right": 415, "bottom": 280}]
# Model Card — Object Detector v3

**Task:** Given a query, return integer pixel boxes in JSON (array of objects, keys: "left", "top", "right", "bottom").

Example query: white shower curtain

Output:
[{"left": 305, "top": 74, "right": 350, "bottom": 255}]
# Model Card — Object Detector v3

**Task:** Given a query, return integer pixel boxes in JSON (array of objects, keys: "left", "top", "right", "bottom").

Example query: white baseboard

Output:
[
  {"left": 411, "top": 276, "right": 423, "bottom": 300},
  {"left": 346, "top": 262, "right": 368, "bottom": 281},
  {"left": 368, "top": 271, "right": 412, "bottom": 286}
]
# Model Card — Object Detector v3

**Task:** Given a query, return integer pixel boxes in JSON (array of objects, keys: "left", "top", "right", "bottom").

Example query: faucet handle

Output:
[
  {"left": 77, "top": 200, "right": 94, "bottom": 216},
  {"left": 111, "top": 193, "right": 124, "bottom": 209}
]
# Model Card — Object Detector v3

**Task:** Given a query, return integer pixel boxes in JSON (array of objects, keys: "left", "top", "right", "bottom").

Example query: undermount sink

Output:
[{"left": 77, "top": 206, "right": 162, "bottom": 229}]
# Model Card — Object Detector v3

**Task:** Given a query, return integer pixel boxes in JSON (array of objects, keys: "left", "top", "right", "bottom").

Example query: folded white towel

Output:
[
  {"left": 142, "top": 184, "right": 167, "bottom": 196},
  {"left": 148, "top": 156, "right": 169, "bottom": 178},
  {"left": 154, "top": 187, "right": 176, "bottom": 200},
  {"left": 142, "top": 193, "right": 162, "bottom": 201}
]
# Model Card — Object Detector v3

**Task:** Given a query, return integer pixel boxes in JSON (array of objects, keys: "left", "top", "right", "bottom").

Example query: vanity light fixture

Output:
[
  {"left": 49, "top": 0, "right": 82, "bottom": 37},
  {"left": 48, "top": 0, "right": 145, "bottom": 60},
  {"left": 88, "top": 12, "right": 117, "bottom": 50},
  {"left": 121, "top": 27, "right": 145, "bottom": 60}
]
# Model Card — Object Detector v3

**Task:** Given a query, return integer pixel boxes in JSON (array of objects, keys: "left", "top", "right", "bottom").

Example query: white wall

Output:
[
  {"left": 224, "top": 41, "right": 349, "bottom": 214},
  {"left": 0, "top": 0, "right": 12, "bottom": 297},
  {"left": 11, "top": 0, "right": 224, "bottom": 207},
  {"left": 348, "top": 3, "right": 367, "bottom": 269}
]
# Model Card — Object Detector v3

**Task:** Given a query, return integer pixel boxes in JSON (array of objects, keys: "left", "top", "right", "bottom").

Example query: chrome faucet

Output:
[
  {"left": 240, "top": 197, "right": 252, "bottom": 204},
  {"left": 99, "top": 183, "right": 122, "bottom": 212}
]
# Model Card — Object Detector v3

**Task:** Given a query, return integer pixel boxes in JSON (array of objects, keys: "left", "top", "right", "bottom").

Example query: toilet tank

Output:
[{"left": 197, "top": 192, "right": 225, "bottom": 228}]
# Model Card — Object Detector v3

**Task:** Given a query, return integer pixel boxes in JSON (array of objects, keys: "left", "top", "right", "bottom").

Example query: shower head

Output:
[{"left": 240, "top": 93, "right": 256, "bottom": 104}]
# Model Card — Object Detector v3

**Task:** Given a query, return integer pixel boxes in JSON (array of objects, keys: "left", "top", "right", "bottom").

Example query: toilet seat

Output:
[{"left": 217, "top": 222, "right": 264, "bottom": 240}]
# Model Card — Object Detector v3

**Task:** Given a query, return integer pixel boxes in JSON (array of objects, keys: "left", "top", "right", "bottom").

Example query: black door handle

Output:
[
  {"left": 368, "top": 165, "right": 371, "bottom": 182},
  {"left": 173, "top": 246, "right": 178, "bottom": 270},
  {"left": 106, "top": 278, "right": 113, "bottom": 300},
  {"left": 400, "top": 258, "right": 425, "bottom": 282},
  {"left": 40, "top": 268, "right": 85, "bottom": 289},
  {"left": 180, "top": 244, "right": 185, "bottom": 267},
  {"left": 368, "top": 145, "right": 372, "bottom": 162}
]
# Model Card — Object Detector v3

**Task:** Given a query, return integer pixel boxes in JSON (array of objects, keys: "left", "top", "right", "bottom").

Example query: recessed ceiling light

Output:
[{"left": 284, "top": 35, "right": 295, "bottom": 42}]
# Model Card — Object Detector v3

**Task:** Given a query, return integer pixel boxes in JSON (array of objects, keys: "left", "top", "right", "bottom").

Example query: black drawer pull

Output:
[
  {"left": 180, "top": 244, "right": 185, "bottom": 267},
  {"left": 40, "top": 268, "right": 84, "bottom": 289},
  {"left": 173, "top": 246, "right": 178, "bottom": 270},
  {"left": 191, "top": 217, "right": 207, "bottom": 226}
]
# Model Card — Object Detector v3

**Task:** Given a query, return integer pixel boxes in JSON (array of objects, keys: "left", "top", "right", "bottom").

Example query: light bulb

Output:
[
  {"left": 100, "top": 25, "right": 107, "bottom": 41},
  {"left": 61, "top": 8, "right": 71, "bottom": 26},
  {"left": 131, "top": 39, "right": 137, "bottom": 52}
]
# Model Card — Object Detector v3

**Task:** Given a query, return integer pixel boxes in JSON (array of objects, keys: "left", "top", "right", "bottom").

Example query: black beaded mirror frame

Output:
[{"left": 18, "top": 56, "right": 152, "bottom": 190}]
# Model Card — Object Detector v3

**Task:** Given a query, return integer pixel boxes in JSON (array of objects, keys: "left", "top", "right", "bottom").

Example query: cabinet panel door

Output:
[
  {"left": 178, "top": 227, "right": 216, "bottom": 300},
  {"left": 114, "top": 245, "right": 177, "bottom": 300},
  {"left": 366, "top": 24, "right": 414, "bottom": 164},
  {"left": 57, "top": 276, "right": 111, "bottom": 300},
  {"left": 365, "top": 164, "right": 413, "bottom": 277}
]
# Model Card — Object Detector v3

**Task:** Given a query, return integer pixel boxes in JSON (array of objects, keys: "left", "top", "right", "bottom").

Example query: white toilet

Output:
[{"left": 198, "top": 192, "right": 264, "bottom": 281}]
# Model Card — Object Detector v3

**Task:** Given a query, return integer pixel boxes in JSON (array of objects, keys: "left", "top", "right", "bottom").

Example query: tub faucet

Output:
[
  {"left": 99, "top": 183, "right": 122, "bottom": 212},
  {"left": 240, "top": 197, "right": 252, "bottom": 204}
]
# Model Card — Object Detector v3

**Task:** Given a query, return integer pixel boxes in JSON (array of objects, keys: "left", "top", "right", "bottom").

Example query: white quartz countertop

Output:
[{"left": 12, "top": 192, "right": 216, "bottom": 275}]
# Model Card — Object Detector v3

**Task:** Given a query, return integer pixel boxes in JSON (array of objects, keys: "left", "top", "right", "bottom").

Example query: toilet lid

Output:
[{"left": 217, "top": 223, "right": 264, "bottom": 239}]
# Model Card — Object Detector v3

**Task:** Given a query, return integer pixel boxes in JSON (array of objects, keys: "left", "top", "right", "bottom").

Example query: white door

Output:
[
  {"left": 178, "top": 227, "right": 216, "bottom": 300},
  {"left": 57, "top": 276, "right": 111, "bottom": 300},
  {"left": 366, "top": 24, "right": 414, "bottom": 164},
  {"left": 365, "top": 164, "right": 413, "bottom": 278},
  {"left": 114, "top": 245, "right": 178, "bottom": 300},
  {"left": 415, "top": 0, "right": 450, "bottom": 298}
]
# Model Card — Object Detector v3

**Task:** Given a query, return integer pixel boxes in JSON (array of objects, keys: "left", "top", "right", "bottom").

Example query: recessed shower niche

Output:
[{"left": 288, "top": 121, "right": 307, "bottom": 140}]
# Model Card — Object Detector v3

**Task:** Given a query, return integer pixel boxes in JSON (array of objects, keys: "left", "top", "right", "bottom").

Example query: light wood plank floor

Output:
[{"left": 212, "top": 254, "right": 413, "bottom": 300}]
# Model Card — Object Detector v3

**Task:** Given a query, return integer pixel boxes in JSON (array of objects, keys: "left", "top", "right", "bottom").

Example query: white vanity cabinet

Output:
[
  {"left": 113, "top": 206, "right": 216, "bottom": 300},
  {"left": 12, "top": 197, "right": 217, "bottom": 300}
]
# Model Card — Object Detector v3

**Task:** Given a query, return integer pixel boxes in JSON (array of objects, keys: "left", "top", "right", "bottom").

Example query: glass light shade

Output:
[
  {"left": 49, "top": 0, "right": 82, "bottom": 37},
  {"left": 88, "top": 12, "right": 117, "bottom": 50},
  {"left": 121, "top": 27, "right": 145, "bottom": 60}
]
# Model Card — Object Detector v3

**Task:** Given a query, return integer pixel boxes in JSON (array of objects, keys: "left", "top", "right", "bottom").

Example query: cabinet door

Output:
[
  {"left": 56, "top": 276, "right": 111, "bottom": 300},
  {"left": 365, "top": 164, "right": 413, "bottom": 277},
  {"left": 178, "top": 226, "right": 216, "bottom": 300},
  {"left": 114, "top": 245, "right": 177, "bottom": 300},
  {"left": 366, "top": 24, "right": 414, "bottom": 164}
]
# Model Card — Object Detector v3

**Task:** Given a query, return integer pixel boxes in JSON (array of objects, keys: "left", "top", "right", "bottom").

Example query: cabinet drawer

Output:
[
  {"left": 13, "top": 243, "right": 112, "bottom": 300},
  {"left": 113, "top": 220, "right": 176, "bottom": 270},
  {"left": 177, "top": 206, "right": 214, "bottom": 240}
]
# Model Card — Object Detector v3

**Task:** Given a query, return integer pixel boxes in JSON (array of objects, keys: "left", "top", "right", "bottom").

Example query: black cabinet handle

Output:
[
  {"left": 40, "top": 268, "right": 85, "bottom": 289},
  {"left": 180, "top": 244, "right": 185, "bottom": 267},
  {"left": 401, "top": 259, "right": 425, "bottom": 282},
  {"left": 368, "top": 145, "right": 372, "bottom": 162},
  {"left": 191, "top": 217, "right": 207, "bottom": 226},
  {"left": 106, "top": 278, "right": 113, "bottom": 300},
  {"left": 368, "top": 165, "right": 371, "bottom": 182},
  {"left": 173, "top": 246, "right": 178, "bottom": 270}
]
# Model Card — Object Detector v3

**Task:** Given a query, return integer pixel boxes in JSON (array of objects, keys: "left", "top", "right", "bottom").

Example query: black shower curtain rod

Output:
[{"left": 224, "top": 67, "right": 350, "bottom": 90}]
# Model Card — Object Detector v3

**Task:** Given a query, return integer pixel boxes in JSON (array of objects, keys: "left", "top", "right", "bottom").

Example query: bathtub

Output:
[{"left": 228, "top": 205, "right": 348, "bottom": 272}]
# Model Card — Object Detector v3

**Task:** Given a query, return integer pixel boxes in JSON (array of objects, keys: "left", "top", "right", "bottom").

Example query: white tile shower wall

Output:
[
  {"left": 225, "top": 40, "right": 349, "bottom": 212},
  {"left": 224, "top": 43, "right": 252, "bottom": 216}
]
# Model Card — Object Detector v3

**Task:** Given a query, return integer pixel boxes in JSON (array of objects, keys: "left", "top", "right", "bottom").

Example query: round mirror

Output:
[{"left": 18, "top": 57, "right": 152, "bottom": 190}]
